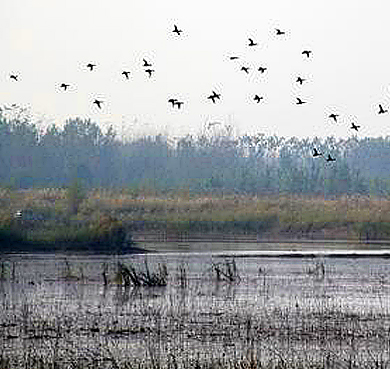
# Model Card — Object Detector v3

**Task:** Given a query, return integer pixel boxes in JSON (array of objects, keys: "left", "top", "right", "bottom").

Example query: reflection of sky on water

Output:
[{"left": 0, "top": 250, "right": 390, "bottom": 363}]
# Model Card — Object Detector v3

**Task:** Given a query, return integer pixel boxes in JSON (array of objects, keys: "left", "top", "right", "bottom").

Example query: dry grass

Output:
[{"left": 2, "top": 188, "right": 390, "bottom": 243}]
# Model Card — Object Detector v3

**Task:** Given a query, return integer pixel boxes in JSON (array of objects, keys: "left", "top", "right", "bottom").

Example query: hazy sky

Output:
[{"left": 2, "top": 0, "right": 390, "bottom": 139}]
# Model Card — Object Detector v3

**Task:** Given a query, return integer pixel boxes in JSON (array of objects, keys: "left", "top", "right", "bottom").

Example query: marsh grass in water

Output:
[{"left": 1, "top": 255, "right": 390, "bottom": 368}]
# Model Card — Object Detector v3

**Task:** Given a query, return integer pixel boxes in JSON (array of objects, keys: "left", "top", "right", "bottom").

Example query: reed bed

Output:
[
  {"left": 0, "top": 254, "right": 390, "bottom": 368},
  {"left": 3, "top": 189, "right": 390, "bottom": 244}
]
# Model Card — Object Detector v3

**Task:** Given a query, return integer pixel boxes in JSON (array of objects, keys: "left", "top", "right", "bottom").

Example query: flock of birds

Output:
[{"left": 6, "top": 24, "right": 389, "bottom": 163}]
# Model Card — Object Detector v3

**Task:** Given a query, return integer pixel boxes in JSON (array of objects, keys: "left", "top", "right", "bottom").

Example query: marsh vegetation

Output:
[{"left": 0, "top": 253, "right": 390, "bottom": 368}]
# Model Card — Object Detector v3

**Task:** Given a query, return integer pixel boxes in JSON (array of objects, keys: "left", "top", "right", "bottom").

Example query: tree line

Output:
[{"left": 1, "top": 109, "right": 389, "bottom": 196}]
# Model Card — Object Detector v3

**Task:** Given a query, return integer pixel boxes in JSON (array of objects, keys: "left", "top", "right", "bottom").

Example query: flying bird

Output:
[
  {"left": 241, "top": 66, "right": 250, "bottom": 74},
  {"left": 60, "top": 83, "right": 70, "bottom": 91},
  {"left": 254, "top": 95, "right": 263, "bottom": 103},
  {"left": 172, "top": 24, "right": 182, "bottom": 35},
  {"left": 87, "top": 63, "right": 96, "bottom": 71},
  {"left": 168, "top": 98, "right": 177, "bottom": 107},
  {"left": 10, "top": 74, "right": 18, "bottom": 81},
  {"left": 258, "top": 66, "right": 267, "bottom": 73},
  {"left": 174, "top": 101, "right": 184, "bottom": 109},
  {"left": 378, "top": 104, "right": 388, "bottom": 114},
  {"left": 145, "top": 69, "right": 155, "bottom": 78},
  {"left": 143, "top": 59, "right": 152, "bottom": 67},
  {"left": 329, "top": 113, "right": 339, "bottom": 122},
  {"left": 326, "top": 154, "right": 336, "bottom": 162},
  {"left": 207, "top": 91, "right": 221, "bottom": 104},
  {"left": 313, "top": 148, "right": 322, "bottom": 157},
  {"left": 302, "top": 50, "right": 312, "bottom": 58},
  {"left": 93, "top": 99, "right": 103, "bottom": 109},
  {"left": 229, "top": 56, "right": 239, "bottom": 60},
  {"left": 296, "top": 77, "right": 306, "bottom": 85},
  {"left": 275, "top": 28, "right": 286, "bottom": 35},
  {"left": 122, "top": 71, "right": 131, "bottom": 79},
  {"left": 296, "top": 97, "right": 306, "bottom": 105},
  {"left": 248, "top": 38, "right": 258, "bottom": 46},
  {"left": 351, "top": 122, "right": 360, "bottom": 131}
]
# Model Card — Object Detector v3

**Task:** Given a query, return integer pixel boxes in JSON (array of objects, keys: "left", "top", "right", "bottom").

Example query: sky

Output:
[{"left": 2, "top": 0, "right": 390, "bottom": 140}]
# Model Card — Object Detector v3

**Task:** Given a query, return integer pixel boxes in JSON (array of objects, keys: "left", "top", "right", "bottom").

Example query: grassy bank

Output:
[{"left": 1, "top": 187, "right": 390, "bottom": 251}]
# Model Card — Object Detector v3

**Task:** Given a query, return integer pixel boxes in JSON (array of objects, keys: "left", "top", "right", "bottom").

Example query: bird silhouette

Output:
[
  {"left": 275, "top": 28, "right": 286, "bottom": 35},
  {"left": 329, "top": 113, "right": 339, "bottom": 122},
  {"left": 173, "top": 24, "right": 182, "bottom": 35},
  {"left": 302, "top": 50, "right": 312, "bottom": 58},
  {"left": 208, "top": 91, "right": 221, "bottom": 103},
  {"left": 296, "top": 97, "right": 306, "bottom": 105},
  {"left": 143, "top": 59, "right": 152, "bottom": 67},
  {"left": 296, "top": 77, "right": 306, "bottom": 85},
  {"left": 254, "top": 95, "right": 263, "bottom": 103},
  {"left": 87, "top": 63, "right": 96, "bottom": 71},
  {"left": 241, "top": 66, "right": 250, "bottom": 74},
  {"left": 313, "top": 148, "right": 322, "bottom": 157},
  {"left": 60, "top": 83, "right": 70, "bottom": 90},
  {"left": 326, "top": 154, "right": 336, "bottom": 162},
  {"left": 248, "top": 38, "right": 258, "bottom": 46},
  {"left": 145, "top": 69, "right": 155, "bottom": 78},
  {"left": 351, "top": 122, "right": 360, "bottom": 131},
  {"left": 93, "top": 99, "right": 103, "bottom": 109},
  {"left": 174, "top": 101, "right": 184, "bottom": 109},
  {"left": 10, "top": 74, "right": 18, "bottom": 81},
  {"left": 168, "top": 98, "right": 177, "bottom": 107},
  {"left": 122, "top": 71, "right": 131, "bottom": 79},
  {"left": 258, "top": 66, "right": 267, "bottom": 73},
  {"left": 378, "top": 104, "right": 388, "bottom": 114}
]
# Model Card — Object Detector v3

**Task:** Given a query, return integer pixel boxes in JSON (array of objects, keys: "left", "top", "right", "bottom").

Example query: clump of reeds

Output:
[
  {"left": 176, "top": 263, "right": 188, "bottom": 289},
  {"left": 212, "top": 258, "right": 240, "bottom": 283},
  {"left": 306, "top": 260, "right": 326, "bottom": 279},
  {"left": 117, "top": 259, "right": 168, "bottom": 287}
]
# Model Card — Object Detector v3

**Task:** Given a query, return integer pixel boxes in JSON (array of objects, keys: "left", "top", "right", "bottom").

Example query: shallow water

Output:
[{"left": 1, "top": 247, "right": 390, "bottom": 366}]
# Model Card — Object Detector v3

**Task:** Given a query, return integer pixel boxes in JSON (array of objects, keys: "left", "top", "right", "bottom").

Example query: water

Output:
[{"left": 1, "top": 247, "right": 390, "bottom": 366}]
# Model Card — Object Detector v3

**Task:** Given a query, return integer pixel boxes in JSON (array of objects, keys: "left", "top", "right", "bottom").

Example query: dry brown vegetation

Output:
[{"left": 2, "top": 188, "right": 390, "bottom": 247}]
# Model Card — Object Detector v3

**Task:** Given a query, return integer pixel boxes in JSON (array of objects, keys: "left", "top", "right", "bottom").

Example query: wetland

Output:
[{"left": 0, "top": 250, "right": 390, "bottom": 368}]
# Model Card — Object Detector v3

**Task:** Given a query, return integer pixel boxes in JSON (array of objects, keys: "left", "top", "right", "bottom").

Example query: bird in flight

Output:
[
  {"left": 302, "top": 50, "right": 312, "bottom": 58},
  {"left": 241, "top": 66, "right": 250, "bottom": 74},
  {"left": 175, "top": 101, "right": 184, "bottom": 109},
  {"left": 254, "top": 95, "right": 263, "bottom": 103},
  {"left": 275, "top": 28, "right": 286, "bottom": 35},
  {"left": 229, "top": 56, "right": 239, "bottom": 60},
  {"left": 172, "top": 24, "right": 182, "bottom": 35},
  {"left": 296, "top": 76, "right": 306, "bottom": 85},
  {"left": 351, "top": 122, "right": 360, "bottom": 131},
  {"left": 326, "top": 154, "right": 336, "bottom": 162},
  {"left": 313, "top": 148, "right": 322, "bottom": 157},
  {"left": 258, "top": 66, "right": 267, "bottom": 74},
  {"left": 87, "top": 63, "right": 96, "bottom": 71},
  {"left": 145, "top": 69, "right": 155, "bottom": 78},
  {"left": 296, "top": 97, "right": 306, "bottom": 105},
  {"left": 10, "top": 74, "right": 18, "bottom": 81},
  {"left": 208, "top": 91, "right": 221, "bottom": 104},
  {"left": 248, "top": 38, "right": 258, "bottom": 46},
  {"left": 378, "top": 104, "right": 388, "bottom": 114},
  {"left": 122, "top": 71, "right": 131, "bottom": 79},
  {"left": 168, "top": 98, "right": 177, "bottom": 107},
  {"left": 143, "top": 59, "right": 152, "bottom": 67},
  {"left": 329, "top": 113, "right": 339, "bottom": 122},
  {"left": 60, "top": 83, "right": 70, "bottom": 91},
  {"left": 93, "top": 99, "right": 103, "bottom": 109}
]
